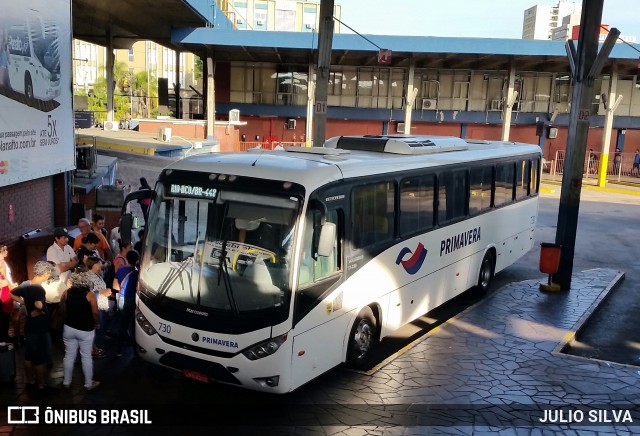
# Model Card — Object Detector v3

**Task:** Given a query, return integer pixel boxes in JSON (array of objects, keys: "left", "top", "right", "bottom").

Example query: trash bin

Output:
[
  {"left": 539, "top": 243, "right": 562, "bottom": 292},
  {"left": 539, "top": 243, "right": 562, "bottom": 274}
]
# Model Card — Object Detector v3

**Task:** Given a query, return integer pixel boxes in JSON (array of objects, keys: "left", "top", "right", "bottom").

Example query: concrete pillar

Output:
[
  {"left": 501, "top": 64, "right": 516, "bottom": 141},
  {"left": 598, "top": 61, "right": 618, "bottom": 187},
  {"left": 403, "top": 60, "right": 416, "bottom": 135},
  {"left": 206, "top": 56, "right": 215, "bottom": 140},
  {"left": 106, "top": 27, "right": 114, "bottom": 122},
  {"left": 306, "top": 63, "right": 315, "bottom": 147}
]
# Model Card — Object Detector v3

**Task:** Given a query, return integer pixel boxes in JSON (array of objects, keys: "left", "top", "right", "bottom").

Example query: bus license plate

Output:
[{"left": 184, "top": 369, "right": 209, "bottom": 383}]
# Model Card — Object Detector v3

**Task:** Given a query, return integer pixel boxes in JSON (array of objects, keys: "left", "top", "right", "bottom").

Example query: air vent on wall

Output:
[
  {"left": 103, "top": 121, "right": 119, "bottom": 131},
  {"left": 421, "top": 99, "right": 437, "bottom": 110}
]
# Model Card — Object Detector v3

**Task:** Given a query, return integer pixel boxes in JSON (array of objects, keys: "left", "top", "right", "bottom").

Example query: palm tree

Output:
[
  {"left": 81, "top": 61, "right": 130, "bottom": 123},
  {"left": 132, "top": 70, "right": 158, "bottom": 118}
]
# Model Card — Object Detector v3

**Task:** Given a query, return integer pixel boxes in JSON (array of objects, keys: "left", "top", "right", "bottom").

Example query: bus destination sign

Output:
[{"left": 169, "top": 184, "right": 217, "bottom": 199}]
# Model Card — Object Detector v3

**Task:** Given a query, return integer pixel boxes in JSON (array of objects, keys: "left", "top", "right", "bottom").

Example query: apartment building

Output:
[
  {"left": 219, "top": 0, "right": 341, "bottom": 32},
  {"left": 522, "top": 1, "right": 580, "bottom": 40}
]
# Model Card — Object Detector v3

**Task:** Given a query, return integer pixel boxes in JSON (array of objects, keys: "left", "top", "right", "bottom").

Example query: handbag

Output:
[{"left": 1, "top": 283, "right": 13, "bottom": 314}]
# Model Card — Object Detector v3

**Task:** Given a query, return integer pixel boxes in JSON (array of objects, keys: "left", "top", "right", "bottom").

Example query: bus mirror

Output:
[
  {"left": 120, "top": 214, "right": 133, "bottom": 245},
  {"left": 317, "top": 222, "right": 336, "bottom": 257}
]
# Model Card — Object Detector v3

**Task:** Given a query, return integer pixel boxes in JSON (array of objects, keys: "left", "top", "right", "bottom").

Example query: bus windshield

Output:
[{"left": 139, "top": 183, "right": 299, "bottom": 315}]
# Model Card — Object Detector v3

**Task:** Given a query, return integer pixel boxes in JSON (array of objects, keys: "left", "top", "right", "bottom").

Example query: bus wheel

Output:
[
  {"left": 346, "top": 306, "right": 376, "bottom": 369},
  {"left": 25, "top": 74, "right": 34, "bottom": 102},
  {"left": 475, "top": 251, "right": 495, "bottom": 296}
]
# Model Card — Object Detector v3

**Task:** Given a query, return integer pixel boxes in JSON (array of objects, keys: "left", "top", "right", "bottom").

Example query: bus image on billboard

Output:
[{"left": 6, "top": 9, "right": 61, "bottom": 103}]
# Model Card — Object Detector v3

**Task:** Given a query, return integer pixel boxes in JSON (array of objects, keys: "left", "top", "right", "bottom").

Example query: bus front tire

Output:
[
  {"left": 346, "top": 306, "right": 376, "bottom": 370},
  {"left": 475, "top": 251, "right": 495, "bottom": 296}
]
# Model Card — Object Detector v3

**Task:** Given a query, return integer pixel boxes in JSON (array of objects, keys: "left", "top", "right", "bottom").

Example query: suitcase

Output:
[{"left": 0, "top": 342, "right": 16, "bottom": 382}]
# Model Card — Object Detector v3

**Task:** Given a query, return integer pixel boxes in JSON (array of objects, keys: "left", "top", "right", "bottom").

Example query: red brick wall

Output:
[
  {"left": 138, "top": 121, "right": 206, "bottom": 139},
  {"left": 0, "top": 177, "right": 55, "bottom": 283},
  {"left": 410, "top": 123, "right": 461, "bottom": 136}
]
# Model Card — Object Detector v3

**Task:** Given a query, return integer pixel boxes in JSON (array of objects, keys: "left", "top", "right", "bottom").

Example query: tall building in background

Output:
[
  {"left": 550, "top": 12, "right": 582, "bottom": 41},
  {"left": 219, "top": 0, "right": 342, "bottom": 33},
  {"left": 522, "top": 1, "right": 580, "bottom": 40},
  {"left": 114, "top": 42, "right": 198, "bottom": 92},
  {"left": 72, "top": 40, "right": 198, "bottom": 118}
]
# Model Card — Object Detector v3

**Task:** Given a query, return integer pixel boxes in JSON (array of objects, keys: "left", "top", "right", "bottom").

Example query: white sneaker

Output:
[{"left": 85, "top": 381, "right": 100, "bottom": 391}]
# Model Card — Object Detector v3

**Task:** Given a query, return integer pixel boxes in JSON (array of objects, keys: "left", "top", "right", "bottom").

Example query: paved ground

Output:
[{"left": 1, "top": 269, "right": 635, "bottom": 434}]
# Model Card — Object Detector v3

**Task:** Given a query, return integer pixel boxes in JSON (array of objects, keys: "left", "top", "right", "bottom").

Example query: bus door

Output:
[{"left": 291, "top": 200, "right": 346, "bottom": 389}]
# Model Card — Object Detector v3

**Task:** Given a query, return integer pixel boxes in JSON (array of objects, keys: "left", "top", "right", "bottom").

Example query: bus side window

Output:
[
  {"left": 530, "top": 158, "right": 540, "bottom": 195},
  {"left": 298, "top": 209, "right": 340, "bottom": 286},
  {"left": 494, "top": 162, "right": 515, "bottom": 207},
  {"left": 400, "top": 175, "right": 435, "bottom": 236},
  {"left": 352, "top": 182, "right": 394, "bottom": 248},
  {"left": 515, "top": 160, "right": 529, "bottom": 200},
  {"left": 469, "top": 166, "right": 492, "bottom": 215},
  {"left": 438, "top": 170, "right": 467, "bottom": 225}
]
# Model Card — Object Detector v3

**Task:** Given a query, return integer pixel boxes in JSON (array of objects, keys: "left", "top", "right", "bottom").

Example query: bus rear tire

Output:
[
  {"left": 25, "top": 74, "right": 34, "bottom": 103},
  {"left": 346, "top": 306, "right": 377, "bottom": 370},
  {"left": 475, "top": 251, "right": 495, "bottom": 296}
]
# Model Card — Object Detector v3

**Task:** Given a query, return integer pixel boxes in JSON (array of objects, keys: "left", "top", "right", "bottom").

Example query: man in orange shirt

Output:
[{"left": 73, "top": 218, "right": 113, "bottom": 262}]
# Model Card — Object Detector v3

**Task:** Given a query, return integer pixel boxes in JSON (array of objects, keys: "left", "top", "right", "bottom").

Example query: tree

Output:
[
  {"left": 76, "top": 61, "right": 130, "bottom": 123},
  {"left": 194, "top": 56, "right": 203, "bottom": 85},
  {"left": 131, "top": 70, "right": 158, "bottom": 118}
]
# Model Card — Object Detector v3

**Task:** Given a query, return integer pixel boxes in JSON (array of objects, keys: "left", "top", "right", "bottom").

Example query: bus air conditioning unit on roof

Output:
[
  {"left": 396, "top": 122, "right": 405, "bottom": 133},
  {"left": 422, "top": 99, "right": 437, "bottom": 110},
  {"left": 103, "top": 121, "right": 119, "bottom": 131}
]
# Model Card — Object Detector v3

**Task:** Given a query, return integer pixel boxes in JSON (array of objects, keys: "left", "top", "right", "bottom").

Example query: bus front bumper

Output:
[{"left": 134, "top": 316, "right": 292, "bottom": 393}]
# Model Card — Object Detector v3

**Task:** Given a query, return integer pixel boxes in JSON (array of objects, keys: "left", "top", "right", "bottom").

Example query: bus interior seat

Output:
[{"left": 243, "top": 258, "right": 279, "bottom": 295}]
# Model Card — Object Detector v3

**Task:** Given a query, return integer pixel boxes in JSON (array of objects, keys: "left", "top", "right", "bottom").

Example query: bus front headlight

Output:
[
  {"left": 135, "top": 308, "right": 157, "bottom": 336},
  {"left": 242, "top": 334, "right": 287, "bottom": 361}
]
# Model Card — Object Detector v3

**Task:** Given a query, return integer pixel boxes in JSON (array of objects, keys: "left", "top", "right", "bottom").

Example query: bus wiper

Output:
[
  {"left": 217, "top": 240, "right": 239, "bottom": 316},
  {"left": 157, "top": 257, "right": 193, "bottom": 300}
]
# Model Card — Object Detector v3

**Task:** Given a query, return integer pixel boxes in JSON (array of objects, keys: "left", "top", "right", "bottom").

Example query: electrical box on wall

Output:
[
  {"left": 287, "top": 119, "right": 296, "bottom": 130},
  {"left": 548, "top": 127, "right": 558, "bottom": 139},
  {"left": 396, "top": 122, "right": 405, "bottom": 133}
]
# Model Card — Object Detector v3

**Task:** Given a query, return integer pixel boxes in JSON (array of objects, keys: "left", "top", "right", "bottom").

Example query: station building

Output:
[{"left": 2, "top": 0, "right": 640, "bottom": 281}]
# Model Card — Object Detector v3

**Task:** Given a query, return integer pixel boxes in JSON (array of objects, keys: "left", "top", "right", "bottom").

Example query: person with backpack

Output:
[{"left": 112, "top": 250, "right": 139, "bottom": 357}]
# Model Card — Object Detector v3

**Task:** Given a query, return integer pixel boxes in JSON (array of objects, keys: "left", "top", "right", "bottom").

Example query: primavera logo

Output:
[{"left": 395, "top": 242, "right": 427, "bottom": 275}]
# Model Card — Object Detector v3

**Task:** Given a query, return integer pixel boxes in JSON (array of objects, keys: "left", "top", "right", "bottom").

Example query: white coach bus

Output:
[
  {"left": 6, "top": 10, "right": 61, "bottom": 102},
  {"left": 123, "top": 135, "right": 540, "bottom": 393}
]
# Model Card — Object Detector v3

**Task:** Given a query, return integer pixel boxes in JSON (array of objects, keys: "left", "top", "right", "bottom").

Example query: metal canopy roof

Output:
[
  {"left": 173, "top": 27, "right": 640, "bottom": 76},
  {"left": 72, "top": 0, "right": 210, "bottom": 50}
]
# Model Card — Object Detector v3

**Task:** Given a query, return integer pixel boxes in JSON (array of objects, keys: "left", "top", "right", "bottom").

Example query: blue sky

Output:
[{"left": 339, "top": 0, "right": 638, "bottom": 39}]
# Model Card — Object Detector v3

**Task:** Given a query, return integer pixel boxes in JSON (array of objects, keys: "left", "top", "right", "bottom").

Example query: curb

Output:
[{"left": 553, "top": 270, "right": 626, "bottom": 361}]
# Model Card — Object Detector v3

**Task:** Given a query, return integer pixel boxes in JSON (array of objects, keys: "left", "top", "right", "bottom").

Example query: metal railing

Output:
[{"left": 550, "top": 150, "right": 640, "bottom": 181}]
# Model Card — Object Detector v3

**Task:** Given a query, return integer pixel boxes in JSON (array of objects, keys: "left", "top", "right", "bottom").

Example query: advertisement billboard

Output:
[{"left": 0, "top": 0, "right": 74, "bottom": 187}]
